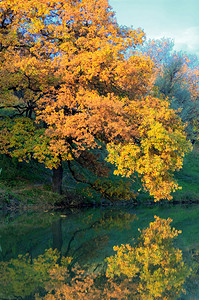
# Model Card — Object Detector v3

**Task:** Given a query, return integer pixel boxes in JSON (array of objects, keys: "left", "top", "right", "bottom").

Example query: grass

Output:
[
  {"left": 173, "top": 142, "right": 199, "bottom": 203},
  {"left": 0, "top": 155, "right": 64, "bottom": 209}
]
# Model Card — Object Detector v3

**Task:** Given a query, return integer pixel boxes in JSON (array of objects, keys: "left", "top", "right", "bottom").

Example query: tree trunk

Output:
[{"left": 52, "top": 162, "right": 63, "bottom": 194}]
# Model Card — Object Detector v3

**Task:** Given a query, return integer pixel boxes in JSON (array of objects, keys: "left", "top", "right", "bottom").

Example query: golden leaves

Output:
[{"left": 107, "top": 96, "right": 192, "bottom": 201}]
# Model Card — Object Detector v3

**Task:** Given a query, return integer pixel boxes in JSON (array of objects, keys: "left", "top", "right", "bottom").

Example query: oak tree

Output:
[{"left": 0, "top": 0, "right": 191, "bottom": 200}]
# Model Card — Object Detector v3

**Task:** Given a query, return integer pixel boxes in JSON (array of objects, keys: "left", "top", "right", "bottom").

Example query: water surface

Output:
[{"left": 1, "top": 204, "right": 199, "bottom": 299}]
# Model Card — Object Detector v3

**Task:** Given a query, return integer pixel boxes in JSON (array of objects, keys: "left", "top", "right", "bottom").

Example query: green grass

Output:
[
  {"left": 0, "top": 155, "right": 64, "bottom": 208},
  {"left": 173, "top": 142, "right": 199, "bottom": 203}
]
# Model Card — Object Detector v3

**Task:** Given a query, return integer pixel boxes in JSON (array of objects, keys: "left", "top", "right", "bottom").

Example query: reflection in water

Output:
[
  {"left": 0, "top": 208, "right": 138, "bottom": 299},
  {"left": 0, "top": 249, "right": 72, "bottom": 299},
  {"left": 63, "top": 211, "right": 137, "bottom": 265},
  {"left": 1, "top": 205, "right": 199, "bottom": 298},
  {"left": 0, "top": 211, "right": 60, "bottom": 262},
  {"left": 0, "top": 217, "right": 190, "bottom": 299},
  {"left": 52, "top": 219, "right": 63, "bottom": 252},
  {"left": 106, "top": 216, "right": 190, "bottom": 300},
  {"left": 0, "top": 209, "right": 137, "bottom": 264}
]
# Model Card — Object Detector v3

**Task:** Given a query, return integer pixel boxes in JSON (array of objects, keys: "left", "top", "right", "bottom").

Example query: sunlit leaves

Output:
[{"left": 107, "top": 96, "right": 192, "bottom": 201}]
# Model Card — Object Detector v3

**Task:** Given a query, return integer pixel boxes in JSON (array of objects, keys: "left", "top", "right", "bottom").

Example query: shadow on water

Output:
[{"left": 0, "top": 204, "right": 199, "bottom": 299}]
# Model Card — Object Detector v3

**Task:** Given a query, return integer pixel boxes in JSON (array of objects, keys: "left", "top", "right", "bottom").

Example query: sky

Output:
[{"left": 109, "top": 0, "right": 199, "bottom": 57}]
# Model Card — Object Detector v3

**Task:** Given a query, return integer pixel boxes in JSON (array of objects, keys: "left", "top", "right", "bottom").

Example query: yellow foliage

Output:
[
  {"left": 107, "top": 96, "right": 192, "bottom": 201},
  {"left": 106, "top": 216, "right": 190, "bottom": 299}
]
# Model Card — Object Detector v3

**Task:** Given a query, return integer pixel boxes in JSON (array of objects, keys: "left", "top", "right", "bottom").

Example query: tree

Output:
[
  {"left": 0, "top": 0, "right": 191, "bottom": 201},
  {"left": 0, "top": 0, "right": 147, "bottom": 192},
  {"left": 155, "top": 54, "right": 199, "bottom": 140},
  {"left": 137, "top": 37, "right": 174, "bottom": 67},
  {"left": 138, "top": 38, "right": 199, "bottom": 141}
]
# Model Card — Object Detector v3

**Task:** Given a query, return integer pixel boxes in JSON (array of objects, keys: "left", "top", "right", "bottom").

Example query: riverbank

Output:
[{"left": 0, "top": 143, "right": 199, "bottom": 210}]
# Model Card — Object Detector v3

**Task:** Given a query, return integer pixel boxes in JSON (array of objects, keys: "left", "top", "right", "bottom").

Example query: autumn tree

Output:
[
  {"left": 0, "top": 0, "right": 191, "bottom": 200},
  {"left": 107, "top": 95, "right": 191, "bottom": 201},
  {"left": 0, "top": 0, "right": 145, "bottom": 192}
]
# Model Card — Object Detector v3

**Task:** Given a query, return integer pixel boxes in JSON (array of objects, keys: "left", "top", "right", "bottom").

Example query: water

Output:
[{"left": 0, "top": 204, "right": 199, "bottom": 299}]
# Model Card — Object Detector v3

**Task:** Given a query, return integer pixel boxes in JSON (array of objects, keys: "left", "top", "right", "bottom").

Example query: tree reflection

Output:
[
  {"left": 52, "top": 219, "right": 63, "bottom": 252},
  {"left": 106, "top": 216, "right": 190, "bottom": 299},
  {"left": 63, "top": 210, "right": 137, "bottom": 264},
  {"left": 0, "top": 216, "right": 190, "bottom": 300},
  {"left": 0, "top": 212, "right": 60, "bottom": 261}
]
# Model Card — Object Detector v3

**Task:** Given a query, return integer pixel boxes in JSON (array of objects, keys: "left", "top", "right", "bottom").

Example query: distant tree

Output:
[
  {"left": 138, "top": 38, "right": 199, "bottom": 140},
  {"left": 155, "top": 54, "right": 199, "bottom": 140},
  {"left": 137, "top": 37, "right": 174, "bottom": 67}
]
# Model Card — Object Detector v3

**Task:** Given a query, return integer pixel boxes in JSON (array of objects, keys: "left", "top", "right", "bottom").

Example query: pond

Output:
[{"left": 0, "top": 204, "right": 199, "bottom": 299}]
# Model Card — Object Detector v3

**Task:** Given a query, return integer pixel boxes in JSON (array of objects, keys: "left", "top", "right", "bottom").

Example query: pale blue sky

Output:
[{"left": 109, "top": 0, "right": 199, "bottom": 56}]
